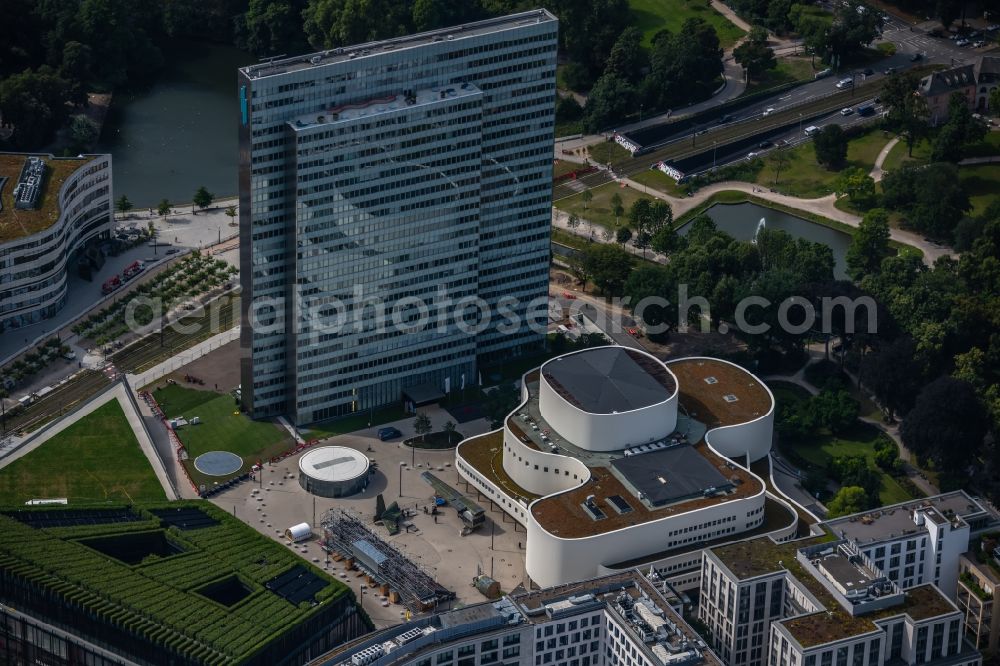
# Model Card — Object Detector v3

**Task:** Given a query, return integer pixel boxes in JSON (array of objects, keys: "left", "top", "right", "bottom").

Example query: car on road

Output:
[
  {"left": 836, "top": 77, "right": 853, "bottom": 89},
  {"left": 62, "top": 351, "right": 77, "bottom": 361},
  {"left": 862, "top": 68, "right": 874, "bottom": 76},
  {"left": 956, "top": 38, "right": 970, "bottom": 46},
  {"left": 815, "top": 68, "right": 832, "bottom": 79},
  {"left": 762, "top": 107, "right": 776, "bottom": 116},
  {"left": 717, "top": 114, "right": 734, "bottom": 124},
  {"left": 884, "top": 66, "right": 896, "bottom": 75},
  {"left": 804, "top": 125, "right": 821, "bottom": 136},
  {"left": 909, "top": 52, "right": 923, "bottom": 61},
  {"left": 562, "top": 292, "right": 577, "bottom": 299},
  {"left": 973, "top": 40, "right": 986, "bottom": 47},
  {"left": 746, "top": 151, "right": 762, "bottom": 160},
  {"left": 758, "top": 140, "right": 774, "bottom": 149},
  {"left": 165, "top": 248, "right": 179, "bottom": 255},
  {"left": 378, "top": 427, "right": 402, "bottom": 441},
  {"left": 840, "top": 107, "right": 854, "bottom": 116}
]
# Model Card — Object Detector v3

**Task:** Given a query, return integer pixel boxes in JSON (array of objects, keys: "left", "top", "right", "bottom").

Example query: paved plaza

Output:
[{"left": 208, "top": 414, "right": 524, "bottom": 627}]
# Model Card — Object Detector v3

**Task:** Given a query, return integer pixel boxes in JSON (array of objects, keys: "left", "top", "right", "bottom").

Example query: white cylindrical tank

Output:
[{"left": 285, "top": 522, "right": 312, "bottom": 542}]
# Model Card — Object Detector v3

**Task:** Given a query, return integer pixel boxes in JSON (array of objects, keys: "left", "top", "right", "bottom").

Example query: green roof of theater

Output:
[{"left": 0, "top": 501, "right": 353, "bottom": 664}]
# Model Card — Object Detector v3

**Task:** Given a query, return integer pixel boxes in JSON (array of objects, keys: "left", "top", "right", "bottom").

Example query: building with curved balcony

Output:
[
  {"left": 0, "top": 153, "right": 113, "bottom": 334},
  {"left": 455, "top": 346, "right": 789, "bottom": 589}
]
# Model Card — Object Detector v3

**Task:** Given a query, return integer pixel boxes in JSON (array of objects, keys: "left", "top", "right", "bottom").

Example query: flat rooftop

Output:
[
  {"left": 610, "top": 445, "right": 730, "bottom": 507},
  {"left": 542, "top": 347, "right": 675, "bottom": 414},
  {"left": 666, "top": 359, "right": 771, "bottom": 427},
  {"left": 289, "top": 84, "right": 481, "bottom": 131},
  {"left": 824, "top": 492, "right": 986, "bottom": 545},
  {"left": 242, "top": 9, "right": 556, "bottom": 79},
  {"left": 816, "top": 553, "right": 876, "bottom": 593},
  {"left": 0, "top": 153, "right": 94, "bottom": 244},
  {"left": 711, "top": 535, "right": 958, "bottom": 648}
]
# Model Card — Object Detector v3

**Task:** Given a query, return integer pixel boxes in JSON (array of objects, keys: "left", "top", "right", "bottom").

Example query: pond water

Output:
[
  {"left": 97, "top": 40, "right": 255, "bottom": 208},
  {"left": 684, "top": 202, "right": 852, "bottom": 280}
]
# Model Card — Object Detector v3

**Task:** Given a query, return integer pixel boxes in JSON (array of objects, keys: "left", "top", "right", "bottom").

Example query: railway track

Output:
[{"left": 4, "top": 294, "right": 241, "bottom": 436}]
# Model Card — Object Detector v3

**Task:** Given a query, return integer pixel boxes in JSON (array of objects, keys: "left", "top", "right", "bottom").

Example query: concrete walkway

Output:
[
  {"left": 0, "top": 381, "right": 179, "bottom": 500},
  {"left": 870, "top": 137, "right": 900, "bottom": 182}
]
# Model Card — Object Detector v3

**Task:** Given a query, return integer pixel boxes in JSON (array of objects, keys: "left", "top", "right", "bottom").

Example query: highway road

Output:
[{"left": 555, "top": 18, "right": 996, "bottom": 200}]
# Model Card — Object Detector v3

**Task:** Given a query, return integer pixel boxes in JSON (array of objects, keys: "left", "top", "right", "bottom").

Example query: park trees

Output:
[
  {"left": 115, "top": 195, "right": 133, "bottom": 219},
  {"left": 813, "top": 124, "right": 848, "bottom": 168},
  {"left": 827, "top": 486, "right": 869, "bottom": 517},
  {"left": 582, "top": 244, "right": 633, "bottom": 296},
  {"left": 615, "top": 226, "right": 632, "bottom": 247},
  {"left": 413, "top": 412, "right": 432, "bottom": 442},
  {"left": 0, "top": 67, "right": 71, "bottom": 149},
  {"left": 583, "top": 73, "right": 636, "bottom": 132},
  {"left": 733, "top": 26, "right": 776, "bottom": 79},
  {"left": 482, "top": 383, "right": 519, "bottom": 428},
  {"left": 835, "top": 167, "right": 878, "bottom": 211},
  {"left": 604, "top": 26, "right": 646, "bottom": 84},
  {"left": 881, "top": 162, "right": 970, "bottom": 240},
  {"left": 882, "top": 72, "right": 929, "bottom": 156},
  {"left": 643, "top": 18, "right": 723, "bottom": 109},
  {"left": 625, "top": 264, "right": 678, "bottom": 341},
  {"left": 846, "top": 208, "right": 891, "bottom": 280},
  {"left": 931, "top": 92, "right": 988, "bottom": 162},
  {"left": 865, "top": 336, "right": 923, "bottom": 421},
  {"left": 157, "top": 199, "right": 171, "bottom": 220},
  {"left": 902, "top": 377, "right": 989, "bottom": 488},
  {"left": 193, "top": 186, "right": 214, "bottom": 213}
]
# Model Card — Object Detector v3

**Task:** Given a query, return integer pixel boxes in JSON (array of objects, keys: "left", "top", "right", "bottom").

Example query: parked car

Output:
[
  {"left": 987, "top": 24, "right": 999, "bottom": 31},
  {"left": 62, "top": 351, "right": 77, "bottom": 361},
  {"left": 840, "top": 107, "right": 854, "bottom": 116},
  {"left": 836, "top": 77, "right": 854, "bottom": 89},
  {"left": 378, "top": 427, "right": 402, "bottom": 441},
  {"left": 762, "top": 107, "right": 776, "bottom": 116},
  {"left": 815, "top": 68, "right": 833, "bottom": 79},
  {"left": 956, "top": 38, "right": 970, "bottom": 47},
  {"left": 165, "top": 248, "right": 179, "bottom": 255},
  {"left": 973, "top": 40, "right": 986, "bottom": 48},
  {"left": 884, "top": 66, "right": 897, "bottom": 75},
  {"left": 862, "top": 68, "right": 875, "bottom": 76}
]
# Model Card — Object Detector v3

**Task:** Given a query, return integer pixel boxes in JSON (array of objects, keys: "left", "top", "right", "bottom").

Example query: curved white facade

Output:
[
  {"left": 537, "top": 348, "right": 678, "bottom": 452},
  {"left": 456, "top": 349, "right": 778, "bottom": 589},
  {"left": 682, "top": 357, "right": 775, "bottom": 464},
  {"left": 0, "top": 153, "right": 113, "bottom": 334}
]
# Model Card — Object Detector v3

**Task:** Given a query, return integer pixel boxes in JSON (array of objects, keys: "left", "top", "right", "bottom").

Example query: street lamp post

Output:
[
  {"left": 398, "top": 461, "right": 405, "bottom": 498},
  {"left": 713, "top": 141, "right": 718, "bottom": 170},
  {"left": 799, "top": 113, "right": 803, "bottom": 132}
]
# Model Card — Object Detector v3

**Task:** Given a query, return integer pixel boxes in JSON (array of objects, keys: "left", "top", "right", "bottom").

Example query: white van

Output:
[{"left": 804, "top": 125, "right": 821, "bottom": 136}]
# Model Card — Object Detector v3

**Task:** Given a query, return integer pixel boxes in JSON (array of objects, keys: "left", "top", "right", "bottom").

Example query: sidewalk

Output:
[{"left": 869, "top": 136, "right": 900, "bottom": 182}]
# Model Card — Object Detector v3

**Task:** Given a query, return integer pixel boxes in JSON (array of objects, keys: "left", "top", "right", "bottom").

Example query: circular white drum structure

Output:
[{"left": 298, "top": 446, "right": 370, "bottom": 498}]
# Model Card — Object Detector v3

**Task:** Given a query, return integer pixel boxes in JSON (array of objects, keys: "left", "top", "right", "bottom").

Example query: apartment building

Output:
[
  {"left": 700, "top": 537, "right": 981, "bottom": 666},
  {"left": 956, "top": 553, "right": 1000, "bottom": 652},
  {"left": 237, "top": 11, "right": 557, "bottom": 424},
  {"left": 312, "top": 570, "right": 721, "bottom": 666}
]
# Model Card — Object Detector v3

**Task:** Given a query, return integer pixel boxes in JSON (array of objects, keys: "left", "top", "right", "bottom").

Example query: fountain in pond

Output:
[{"left": 751, "top": 217, "right": 766, "bottom": 245}]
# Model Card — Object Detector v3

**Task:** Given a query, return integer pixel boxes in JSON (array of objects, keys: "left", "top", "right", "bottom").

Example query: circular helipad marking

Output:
[{"left": 194, "top": 451, "right": 243, "bottom": 476}]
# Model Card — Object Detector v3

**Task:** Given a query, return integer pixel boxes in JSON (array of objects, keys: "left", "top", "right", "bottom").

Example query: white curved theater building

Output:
[
  {"left": 456, "top": 347, "right": 790, "bottom": 588},
  {"left": 0, "top": 153, "right": 113, "bottom": 334}
]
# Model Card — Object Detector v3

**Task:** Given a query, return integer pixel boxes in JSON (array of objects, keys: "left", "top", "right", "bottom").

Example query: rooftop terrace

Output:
[
  {"left": 824, "top": 492, "right": 986, "bottom": 545},
  {"left": 242, "top": 9, "right": 556, "bottom": 79},
  {"left": 0, "top": 154, "right": 93, "bottom": 244},
  {"left": 711, "top": 535, "right": 958, "bottom": 648},
  {"left": 666, "top": 359, "right": 772, "bottom": 428}
]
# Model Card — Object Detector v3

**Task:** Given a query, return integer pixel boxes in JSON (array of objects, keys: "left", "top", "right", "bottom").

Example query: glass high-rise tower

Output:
[{"left": 238, "top": 10, "right": 557, "bottom": 424}]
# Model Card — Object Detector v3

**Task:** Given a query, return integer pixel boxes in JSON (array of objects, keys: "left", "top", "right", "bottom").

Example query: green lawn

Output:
[
  {"left": 768, "top": 381, "right": 915, "bottom": 506},
  {"left": 743, "top": 57, "right": 818, "bottom": 97},
  {"left": 754, "top": 130, "right": 894, "bottom": 197},
  {"left": 554, "top": 181, "right": 655, "bottom": 230},
  {"left": 554, "top": 159, "right": 584, "bottom": 179},
  {"left": 965, "top": 131, "right": 1000, "bottom": 158},
  {"left": 152, "top": 384, "right": 291, "bottom": 486},
  {"left": 629, "top": 0, "right": 746, "bottom": 48},
  {"left": 588, "top": 141, "right": 632, "bottom": 166},
  {"left": 630, "top": 168, "right": 689, "bottom": 197},
  {"left": 0, "top": 400, "right": 165, "bottom": 504},
  {"left": 959, "top": 164, "right": 1000, "bottom": 216},
  {"left": 881, "top": 136, "right": 932, "bottom": 172}
]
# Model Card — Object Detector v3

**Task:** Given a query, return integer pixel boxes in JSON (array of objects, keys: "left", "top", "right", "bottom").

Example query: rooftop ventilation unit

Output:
[
  {"left": 723, "top": 394, "right": 738, "bottom": 403},
  {"left": 704, "top": 376, "right": 718, "bottom": 384}
]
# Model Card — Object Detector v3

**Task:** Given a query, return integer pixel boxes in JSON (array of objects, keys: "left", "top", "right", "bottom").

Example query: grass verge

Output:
[{"left": 629, "top": 0, "right": 746, "bottom": 48}]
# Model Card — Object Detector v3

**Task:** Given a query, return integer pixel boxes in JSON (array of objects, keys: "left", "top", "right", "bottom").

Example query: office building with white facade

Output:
[
  {"left": 237, "top": 11, "right": 557, "bottom": 424},
  {"left": 697, "top": 493, "right": 997, "bottom": 666},
  {"left": 455, "top": 347, "right": 801, "bottom": 589},
  {"left": 310, "top": 570, "right": 722, "bottom": 666},
  {"left": 0, "top": 153, "right": 113, "bottom": 334}
]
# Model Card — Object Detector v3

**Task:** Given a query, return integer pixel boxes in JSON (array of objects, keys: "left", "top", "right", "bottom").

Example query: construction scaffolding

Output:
[{"left": 321, "top": 509, "right": 454, "bottom": 613}]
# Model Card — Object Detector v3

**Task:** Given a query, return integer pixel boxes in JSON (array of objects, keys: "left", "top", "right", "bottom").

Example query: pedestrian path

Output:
[{"left": 869, "top": 136, "right": 900, "bottom": 182}]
